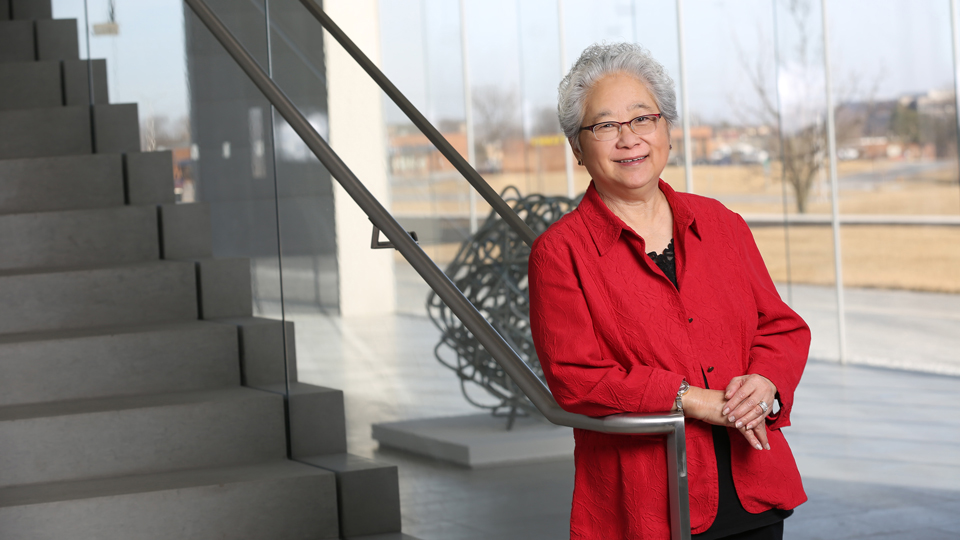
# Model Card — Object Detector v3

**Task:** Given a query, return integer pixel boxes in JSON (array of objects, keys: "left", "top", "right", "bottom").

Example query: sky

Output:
[
  {"left": 379, "top": 0, "right": 958, "bottom": 128},
  {"left": 52, "top": 0, "right": 190, "bottom": 123},
  {"left": 50, "top": 0, "right": 959, "bottom": 131}
]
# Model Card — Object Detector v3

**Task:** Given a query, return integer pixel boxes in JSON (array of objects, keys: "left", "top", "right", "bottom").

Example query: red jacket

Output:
[{"left": 528, "top": 180, "right": 809, "bottom": 539}]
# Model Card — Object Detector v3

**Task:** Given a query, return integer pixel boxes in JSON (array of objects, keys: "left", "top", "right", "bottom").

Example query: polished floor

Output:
[{"left": 290, "top": 284, "right": 960, "bottom": 540}]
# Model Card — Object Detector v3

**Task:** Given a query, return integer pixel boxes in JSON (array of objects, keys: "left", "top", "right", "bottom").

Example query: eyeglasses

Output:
[{"left": 580, "top": 113, "right": 662, "bottom": 141}]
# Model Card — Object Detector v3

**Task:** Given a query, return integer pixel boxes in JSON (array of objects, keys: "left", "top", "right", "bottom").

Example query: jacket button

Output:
[
  {"left": 688, "top": 317, "right": 693, "bottom": 323},
  {"left": 707, "top": 366, "right": 715, "bottom": 373}
]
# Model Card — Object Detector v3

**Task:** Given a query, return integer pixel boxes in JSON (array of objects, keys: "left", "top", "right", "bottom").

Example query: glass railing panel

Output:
[
  {"left": 52, "top": 0, "right": 195, "bottom": 199},
  {"left": 264, "top": 0, "right": 338, "bottom": 319},
  {"left": 379, "top": 0, "right": 472, "bottom": 316},
  {"left": 183, "top": 0, "right": 287, "bottom": 322},
  {"left": 53, "top": 0, "right": 295, "bottom": 396}
]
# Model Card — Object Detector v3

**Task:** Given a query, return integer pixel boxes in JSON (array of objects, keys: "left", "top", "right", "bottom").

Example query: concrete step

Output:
[
  {"left": 0, "top": 59, "right": 109, "bottom": 110},
  {"left": 301, "top": 453, "right": 401, "bottom": 538},
  {"left": 0, "top": 60, "right": 61, "bottom": 110},
  {"left": 0, "top": 20, "right": 34, "bottom": 63},
  {"left": 0, "top": 154, "right": 125, "bottom": 215},
  {"left": 0, "top": 104, "right": 140, "bottom": 160},
  {"left": 0, "top": 105, "right": 91, "bottom": 159},
  {"left": 9, "top": 0, "right": 52, "bottom": 21},
  {"left": 0, "top": 387, "right": 287, "bottom": 488},
  {"left": 0, "top": 205, "right": 160, "bottom": 271},
  {"left": 0, "top": 460, "right": 340, "bottom": 540},
  {"left": 0, "top": 321, "right": 240, "bottom": 407},
  {"left": 0, "top": 260, "right": 198, "bottom": 335}
]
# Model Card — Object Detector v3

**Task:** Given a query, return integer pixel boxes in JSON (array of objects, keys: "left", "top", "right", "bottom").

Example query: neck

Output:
[
  {"left": 595, "top": 181, "right": 674, "bottom": 253},
  {"left": 596, "top": 182, "right": 666, "bottom": 227}
]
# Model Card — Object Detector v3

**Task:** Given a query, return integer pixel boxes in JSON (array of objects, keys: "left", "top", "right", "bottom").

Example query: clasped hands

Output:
[{"left": 681, "top": 374, "right": 777, "bottom": 451}]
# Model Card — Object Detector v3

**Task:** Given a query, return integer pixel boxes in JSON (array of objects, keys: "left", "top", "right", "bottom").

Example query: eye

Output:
[
  {"left": 633, "top": 116, "right": 652, "bottom": 125},
  {"left": 595, "top": 122, "right": 619, "bottom": 131}
]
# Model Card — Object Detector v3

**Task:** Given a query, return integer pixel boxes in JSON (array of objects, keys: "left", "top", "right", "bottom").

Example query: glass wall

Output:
[{"left": 378, "top": 0, "right": 960, "bottom": 372}]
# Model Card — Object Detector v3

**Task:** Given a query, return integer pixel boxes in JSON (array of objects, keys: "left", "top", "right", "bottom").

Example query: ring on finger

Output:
[{"left": 758, "top": 400, "right": 769, "bottom": 414}]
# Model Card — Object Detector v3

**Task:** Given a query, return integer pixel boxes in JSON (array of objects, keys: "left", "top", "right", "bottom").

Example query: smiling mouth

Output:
[{"left": 615, "top": 156, "right": 647, "bottom": 163}]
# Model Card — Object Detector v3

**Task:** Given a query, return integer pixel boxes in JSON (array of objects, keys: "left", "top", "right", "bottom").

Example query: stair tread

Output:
[
  {"left": 0, "top": 258, "right": 189, "bottom": 278},
  {"left": 0, "top": 460, "right": 330, "bottom": 508},
  {"left": 0, "top": 203, "right": 153, "bottom": 219},
  {"left": 0, "top": 387, "right": 278, "bottom": 423},
  {"left": 0, "top": 319, "right": 222, "bottom": 346}
]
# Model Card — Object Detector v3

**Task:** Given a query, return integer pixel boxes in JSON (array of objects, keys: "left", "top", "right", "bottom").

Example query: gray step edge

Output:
[
  {"left": 0, "top": 320, "right": 240, "bottom": 407},
  {"left": 0, "top": 387, "right": 274, "bottom": 423},
  {"left": 0, "top": 320, "right": 224, "bottom": 346},
  {"left": 0, "top": 460, "right": 333, "bottom": 508}
]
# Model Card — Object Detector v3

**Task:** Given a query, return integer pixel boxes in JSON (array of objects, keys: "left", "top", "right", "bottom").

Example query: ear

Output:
[{"left": 569, "top": 139, "right": 583, "bottom": 165}]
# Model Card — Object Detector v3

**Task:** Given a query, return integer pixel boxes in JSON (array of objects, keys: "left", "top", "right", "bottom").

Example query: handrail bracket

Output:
[{"left": 371, "top": 222, "right": 418, "bottom": 250}]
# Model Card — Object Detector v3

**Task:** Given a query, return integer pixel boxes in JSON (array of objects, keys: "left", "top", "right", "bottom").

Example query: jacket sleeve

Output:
[
  {"left": 528, "top": 234, "right": 684, "bottom": 418},
  {"left": 735, "top": 215, "right": 811, "bottom": 430}
]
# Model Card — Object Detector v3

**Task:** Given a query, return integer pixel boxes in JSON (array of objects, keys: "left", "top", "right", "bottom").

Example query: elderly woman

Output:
[{"left": 528, "top": 43, "right": 810, "bottom": 539}]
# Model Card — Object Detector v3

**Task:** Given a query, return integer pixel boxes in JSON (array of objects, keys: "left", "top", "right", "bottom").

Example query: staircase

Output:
[{"left": 0, "top": 2, "right": 407, "bottom": 538}]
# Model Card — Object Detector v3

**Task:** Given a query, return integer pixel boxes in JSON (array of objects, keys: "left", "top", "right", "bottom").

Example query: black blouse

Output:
[{"left": 647, "top": 241, "right": 792, "bottom": 538}]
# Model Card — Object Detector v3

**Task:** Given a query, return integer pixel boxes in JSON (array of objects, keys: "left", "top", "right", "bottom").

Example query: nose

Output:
[{"left": 617, "top": 124, "right": 644, "bottom": 147}]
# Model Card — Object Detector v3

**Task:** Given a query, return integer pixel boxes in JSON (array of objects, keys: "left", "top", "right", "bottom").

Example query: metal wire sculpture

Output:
[{"left": 427, "top": 187, "right": 580, "bottom": 428}]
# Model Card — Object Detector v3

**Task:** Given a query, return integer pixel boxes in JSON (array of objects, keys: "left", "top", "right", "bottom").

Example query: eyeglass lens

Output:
[{"left": 593, "top": 116, "right": 658, "bottom": 141}]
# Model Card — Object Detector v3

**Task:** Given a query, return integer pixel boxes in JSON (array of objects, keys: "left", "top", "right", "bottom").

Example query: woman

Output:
[{"left": 528, "top": 43, "right": 810, "bottom": 539}]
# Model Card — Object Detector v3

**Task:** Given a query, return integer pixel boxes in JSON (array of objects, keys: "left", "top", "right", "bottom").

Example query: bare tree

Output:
[
  {"left": 531, "top": 105, "right": 561, "bottom": 137},
  {"left": 140, "top": 115, "right": 191, "bottom": 152},
  {"left": 732, "top": 0, "right": 878, "bottom": 212},
  {"left": 471, "top": 85, "right": 522, "bottom": 170}
]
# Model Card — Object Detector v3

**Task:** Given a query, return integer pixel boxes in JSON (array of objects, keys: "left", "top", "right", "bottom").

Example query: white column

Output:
[
  {"left": 558, "top": 0, "right": 575, "bottom": 198},
  {"left": 676, "top": 0, "right": 694, "bottom": 193},
  {"left": 950, "top": 0, "right": 960, "bottom": 164},
  {"left": 324, "top": 0, "right": 396, "bottom": 316},
  {"left": 820, "top": 0, "right": 847, "bottom": 362},
  {"left": 460, "top": 0, "right": 478, "bottom": 233}
]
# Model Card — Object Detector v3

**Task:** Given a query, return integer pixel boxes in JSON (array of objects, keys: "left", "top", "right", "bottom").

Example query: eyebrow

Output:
[{"left": 586, "top": 102, "right": 654, "bottom": 124}]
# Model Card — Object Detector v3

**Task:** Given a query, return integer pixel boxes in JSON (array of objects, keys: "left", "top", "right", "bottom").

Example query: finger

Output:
[
  {"left": 724, "top": 376, "right": 745, "bottom": 401},
  {"left": 739, "top": 425, "right": 763, "bottom": 451},
  {"left": 736, "top": 408, "right": 764, "bottom": 430},
  {"left": 753, "top": 424, "right": 770, "bottom": 451},
  {"left": 745, "top": 402, "right": 772, "bottom": 430},
  {"left": 722, "top": 378, "right": 748, "bottom": 416},
  {"left": 727, "top": 386, "right": 761, "bottom": 422},
  {"left": 733, "top": 396, "right": 769, "bottom": 427}
]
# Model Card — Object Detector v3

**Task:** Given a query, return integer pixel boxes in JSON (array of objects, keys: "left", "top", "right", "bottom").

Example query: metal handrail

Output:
[
  {"left": 296, "top": 0, "right": 537, "bottom": 248},
  {"left": 182, "top": 1, "right": 689, "bottom": 537}
]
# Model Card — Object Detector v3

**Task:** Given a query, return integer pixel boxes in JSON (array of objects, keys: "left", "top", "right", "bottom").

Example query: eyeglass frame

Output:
[{"left": 579, "top": 113, "right": 663, "bottom": 141}]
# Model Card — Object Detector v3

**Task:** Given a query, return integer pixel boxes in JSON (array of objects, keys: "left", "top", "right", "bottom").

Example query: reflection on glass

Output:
[
  {"left": 827, "top": 0, "right": 960, "bottom": 369},
  {"left": 53, "top": 0, "right": 195, "bottom": 200}
]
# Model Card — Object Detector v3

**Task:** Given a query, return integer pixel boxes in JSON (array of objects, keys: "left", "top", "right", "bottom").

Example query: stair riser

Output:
[
  {"left": 0, "top": 20, "right": 33, "bottom": 63},
  {"left": 0, "top": 261, "right": 198, "bottom": 335},
  {"left": 0, "top": 393, "right": 287, "bottom": 488},
  {"left": 0, "top": 59, "right": 109, "bottom": 110},
  {"left": 0, "top": 154, "right": 125, "bottom": 214},
  {"left": 0, "top": 323, "right": 240, "bottom": 407},
  {"left": 0, "top": 206, "right": 159, "bottom": 271},
  {"left": 0, "top": 471, "right": 339, "bottom": 540},
  {"left": 0, "top": 61, "right": 61, "bottom": 110},
  {"left": 0, "top": 106, "right": 92, "bottom": 159}
]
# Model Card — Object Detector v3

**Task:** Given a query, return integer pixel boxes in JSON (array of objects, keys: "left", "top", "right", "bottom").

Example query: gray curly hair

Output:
[{"left": 558, "top": 43, "right": 679, "bottom": 152}]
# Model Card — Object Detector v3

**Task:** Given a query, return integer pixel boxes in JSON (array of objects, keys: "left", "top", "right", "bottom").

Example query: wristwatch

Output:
[{"left": 675, "top": 379, "right": 690, "bottom": 414}]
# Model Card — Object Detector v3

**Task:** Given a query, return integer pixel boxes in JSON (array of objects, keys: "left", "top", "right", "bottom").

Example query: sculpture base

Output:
[{"left": 372, "top": 413, "right": 575, "bottom": 468}]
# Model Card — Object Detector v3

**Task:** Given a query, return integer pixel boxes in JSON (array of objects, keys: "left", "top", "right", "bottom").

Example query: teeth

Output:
[{"left": 617, "top": 157, "right": 645, "bottom": 163}]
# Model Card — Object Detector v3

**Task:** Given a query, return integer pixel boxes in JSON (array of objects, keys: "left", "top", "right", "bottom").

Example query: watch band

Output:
[{"left": 675, "top": 379, "right": 690, "bottom": 414}]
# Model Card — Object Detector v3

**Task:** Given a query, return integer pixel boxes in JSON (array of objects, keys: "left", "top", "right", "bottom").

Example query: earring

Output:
[
  {"left": 669, "top": 144, "right": 673, "bottom": 150},
  {"left": 577, "top": 160, "right": 582, "bottom": 166}
]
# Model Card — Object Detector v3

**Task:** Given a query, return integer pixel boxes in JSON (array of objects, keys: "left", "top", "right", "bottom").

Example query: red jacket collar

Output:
[{"left": 576, "top": 179, "right": 700, "bottom": 256}]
